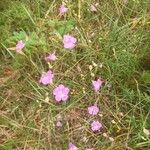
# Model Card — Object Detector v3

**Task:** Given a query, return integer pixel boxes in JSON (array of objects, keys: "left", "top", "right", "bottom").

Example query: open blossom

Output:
[
  {"left": 91, "top": 121, "right": 102, "bottom": 131},
  {"left": 16, "top": 40, "right": 25, "bottom": 53},
  {"left": 45, "top": 52, "right": 57, "bottom": 61},
  {"left": 68, "top": 143, "right": 77, "bottom": 150},
  {"left": 63, "top": 35, "right": 77, "bottom": 49},
  {"left": 59, "top": 4, "right": 68, "bottom": 15},
  {"left": 88, "top": 105, "right": 99, "bottom": 115},
  {"left": 92, "top": 79, "right": 103, "bottom": 92},
  {"left": 56, "top": 121, "right": 62, "bottom": 127},
  {"left": 39, "top": 70, "right": 54, "bottom": 85},
  {"left": 53, "top": 84, "right": 70, "bottom": 102}
]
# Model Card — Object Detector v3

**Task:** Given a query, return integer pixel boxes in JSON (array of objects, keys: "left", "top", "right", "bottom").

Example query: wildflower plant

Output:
[{"left": 1, "top": 0, "right": 149, "bottom": 149}]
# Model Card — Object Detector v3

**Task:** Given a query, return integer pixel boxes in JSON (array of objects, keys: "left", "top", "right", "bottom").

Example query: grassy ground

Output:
[{"left": 0, "top": 0, "right": 150, "bottom": 149}]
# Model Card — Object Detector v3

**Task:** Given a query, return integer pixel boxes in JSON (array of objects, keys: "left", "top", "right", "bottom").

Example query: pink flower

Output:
[
  {"left": 53, "top": 84, "right": 70, "bottom": 102},
  {"left": 90, "top": 4, "right": 97, "bottom": 12},
  {"left": 16, "top": 40, "right": 25, "bottom": 53},
  {"left": 39, "top": 70, "right": 54, "bottom": 85},
  {"left": 88, "top": 105, "right": 99, "bottom": 115},
  {"left": 45, "top": 52, "right": 57, "bottom": 61},
  {"left": 68, "top": 143, "right": 77, "bottom": 150},
  {"left": 91, "top": 121, "right": 102, "bottom": 132},
  {"left": 63, "top": 35, "right": 77, "bottom": 49},
  {"left": 92, "top": 79, "right": 103, "bottom": 92},
  {"left": 59, "top": 4, "right": 68, "bottom": 15},
  {"left": 56, "top": 121, "right": 62, "bottom": 127}
]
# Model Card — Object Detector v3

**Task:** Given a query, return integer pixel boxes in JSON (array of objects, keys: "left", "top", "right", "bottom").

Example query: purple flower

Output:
[
  {"left": 91, "top": 121, "right": 102, "bottom": 132},
  {"left": 63, "top": 35, "right": 77, "bottom": 49},
  {"left": 45, "top": 52, "right": 57, "bottom": 61},
  {"left": 39, "top": 70, "right": 54, "bottom": 85},
  {"left": 59, "top": 4, "right": 68, "bottom": 15},
  {"left": 68, "top": 143, "right": 77, "bottom": 150},
  {"left": 92, "top": 79, "right": 103, "bottom": 92},
  {"left": 53, "top": 84, "right": 70, "bottom": 102},
  {"left": 88, "top": 105, "right": 99, "bottom": 115},
  {"left": 16, "top": 40, "right": 25, "bottom": 53}
]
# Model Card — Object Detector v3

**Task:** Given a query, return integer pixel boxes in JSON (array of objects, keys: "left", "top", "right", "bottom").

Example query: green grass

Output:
[{"left": 0, "top": 0, "right": 150, "bottom": 149}]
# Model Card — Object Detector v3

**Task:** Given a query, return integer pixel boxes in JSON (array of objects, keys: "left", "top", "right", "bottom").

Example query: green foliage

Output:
[
  {"left": 56, "top": 20, "right": 76, "bottom": 35},
  {"left": 1, "top": 140, "right": 17, "bottom": 150},
  {"left": 141, "top": 71, "right": 150, "bottom": 85},
  {"left": 7, "top": 31, "right": 46, "bottom": 52},
  {"left": 48, "top": 19, "right": 76, "bottom": 35}
]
